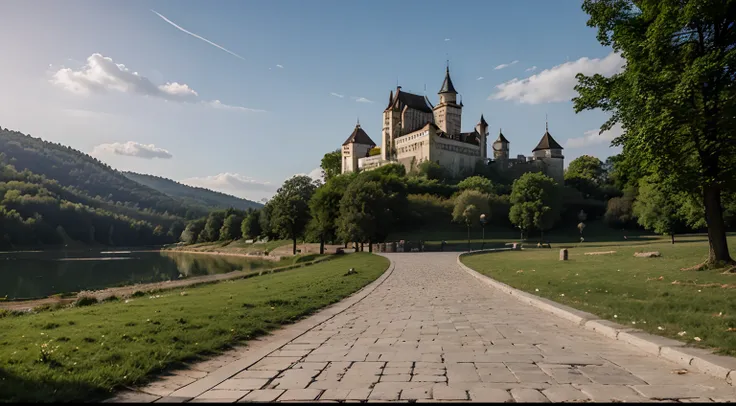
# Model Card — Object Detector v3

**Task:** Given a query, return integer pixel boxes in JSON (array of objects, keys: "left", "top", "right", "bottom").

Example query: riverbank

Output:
[
  {"left": 0, "top": 253, "right": 328, "bottom": 312},
  {"left": 0, "top": 253, "right": 390, "bottom": 403},
  {"left": 460, "top": 235, "right": 736, "bottom": 356}
]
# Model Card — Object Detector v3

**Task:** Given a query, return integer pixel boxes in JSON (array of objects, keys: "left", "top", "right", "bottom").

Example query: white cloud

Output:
[
  {"left": 181, "top": 173, "right": 275, "bottom": 195},
  {"left": 490, "top": 52, "right": 625, "bottom": 104},
  {"left": 494, "top": 60, "right": 519, "bottom": 70},
  {"left": 476, "top": 76, "right": 484, "bottom": 81},
  {"left": 444, "top": 38, "right": 451, "bottom": 41},
  {"left": 91, "top": 141, "right": 173, "bottom": 159},
  {"left": 525, "top": 66, "right": 537, "bottom": 72},
  {"left": 61, "top": 108, "right": 114, "bottom": 119},
  {"left": 566, "top": 123, "right": 624, "bottom": 148},
  {"left": 206, "top": 100, "right": 266, "bottom": 113},
  {"left": 52, "top": 53, "right": 261, "bottom": 112},
  {"left": 330, "top": 92, "right": 345, "bottom": 98},
  {"left": 52, "top": 53, "right": 198, "bottom": 101},
  {"left": 276, "top": 64, "right": 284, "bottom": 68},
  {"left": 354, "top": 97, "right": 373, "bottom": 103},
  {"left": 150, "top": 10, "right": 245, "bottom": 61}
]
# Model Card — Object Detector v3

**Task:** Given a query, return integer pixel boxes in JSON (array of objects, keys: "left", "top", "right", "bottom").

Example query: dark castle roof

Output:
[
  {"left": 386, "top": 87, "right": 433, "bottom": 113},
  {"left": 495, "top": 130, "right": 509, "bottom": 144},
  {"left": 342, "top": 124, "right": 376, "bottom": 146},
  {"left": 478, "top": 114, "right": 488, "bottom": 127},
  {"left": 533, "top": 130, "right": 564, "bottom": 151},
  {"left": 438, "top": 67, "right": 457, "bottom": 94}
]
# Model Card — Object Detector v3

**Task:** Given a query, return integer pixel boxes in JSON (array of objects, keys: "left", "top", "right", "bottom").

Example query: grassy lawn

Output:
[
  {"left": 461, "top": 235, "right": 736, "bottom": 356},
  {"left": 0, "top": 253, "right": 389, "bottom": 402}
]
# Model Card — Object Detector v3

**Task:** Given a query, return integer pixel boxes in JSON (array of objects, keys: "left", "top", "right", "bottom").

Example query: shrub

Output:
[{"left": 74, "top": 296, "right": 98, "bottom": 307}]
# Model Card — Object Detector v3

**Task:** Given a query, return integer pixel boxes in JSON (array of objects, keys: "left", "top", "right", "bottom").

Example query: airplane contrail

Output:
[{"left": 151, "top": 9, "right": 246, "bottom": 61}]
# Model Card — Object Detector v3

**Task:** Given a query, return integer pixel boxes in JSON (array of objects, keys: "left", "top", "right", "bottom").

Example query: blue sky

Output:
[{"left": 0, "top": 0, "right": 622, "bottom": 201}]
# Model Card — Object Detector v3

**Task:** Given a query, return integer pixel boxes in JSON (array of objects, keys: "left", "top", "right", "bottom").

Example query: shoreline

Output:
[{"left": 1, "top": 249, "right": 324, "bottom": 312}]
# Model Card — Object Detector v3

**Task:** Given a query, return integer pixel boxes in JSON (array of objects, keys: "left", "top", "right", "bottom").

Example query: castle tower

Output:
[
  {"left": 532, "top": 121, "right": 564, "bottom": 184},
  {"left": 474, "top": 114, "right": 489, "bottom": 160},
  {"left": 433, "top": 65, "right": 462, "bottom": 135},
  {"left": 492, "top": 128, "right": 510, "bottom": 163},
  {"left": 341, "top": 121, "right": 376, "bottom": 173},
  {"left": 382, "top": 87, "right": 402, "bottom": 161}
]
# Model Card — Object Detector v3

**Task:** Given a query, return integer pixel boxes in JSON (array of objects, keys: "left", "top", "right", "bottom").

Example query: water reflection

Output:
[{"left": 0, "top": 250, "right": 277, "bottom": 300}]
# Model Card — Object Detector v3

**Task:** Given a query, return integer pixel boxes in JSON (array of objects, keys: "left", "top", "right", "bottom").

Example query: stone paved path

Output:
[{"left": 113, "top": 253, "right": 736, "bottom": 403}]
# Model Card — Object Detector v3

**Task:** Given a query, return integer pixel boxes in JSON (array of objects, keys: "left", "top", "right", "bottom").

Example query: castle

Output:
[{"left": 340, "top": 66, "right": 564, "bottom": 184}]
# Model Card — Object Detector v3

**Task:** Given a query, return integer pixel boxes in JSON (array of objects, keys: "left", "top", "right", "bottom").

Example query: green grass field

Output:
[
  {"left": 461, "top": 235, "right": 736, "bottom": 356},
  {"left": 0, "top": 253, "right": 389, "bottom": 403}
]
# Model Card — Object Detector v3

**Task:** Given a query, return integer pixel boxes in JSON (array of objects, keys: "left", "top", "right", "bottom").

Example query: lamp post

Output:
[
  {"left": 480, "top": 214, "right": 487, "bottom": 250},
  {"left": 517, "top": 225, "right": 523, "bottom": 241}
]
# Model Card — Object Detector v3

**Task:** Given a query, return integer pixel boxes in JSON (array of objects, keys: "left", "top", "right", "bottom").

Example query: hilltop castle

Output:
[{"left": 340, "top": 66, "right": 564, "bottom": 184}]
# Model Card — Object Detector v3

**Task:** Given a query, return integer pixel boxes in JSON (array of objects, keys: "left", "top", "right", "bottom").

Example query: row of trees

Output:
[{"left": 0, "top": 162, "right": 184, "bottom": 248}]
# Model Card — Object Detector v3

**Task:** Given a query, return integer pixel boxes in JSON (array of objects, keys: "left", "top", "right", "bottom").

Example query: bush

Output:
[
  {"left": 73, "top": 295, "right": 98, "bottom": 307},
  {"left": 406, "top": 194, "right": 454, "bottom": 227}
]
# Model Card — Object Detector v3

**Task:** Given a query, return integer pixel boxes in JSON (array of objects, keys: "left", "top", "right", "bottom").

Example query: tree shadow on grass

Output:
[{"left": 0, "top": 367, "right": 108, "bottom": 403}]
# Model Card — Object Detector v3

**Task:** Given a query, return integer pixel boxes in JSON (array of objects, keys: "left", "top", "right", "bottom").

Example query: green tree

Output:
[
  {"left": 509, "top": 173, "right": 562, "bottom": 242},
  {"left": 416, "top": 160, "right": 448, "bottom": 181},
  {"left": 320, "top": 149, "right": 341, "bottom": 182},
  {"left": 573, "top": 0, "right": 736, "bottom": 265},
  {"left": 452, "top": 190, "right": 491, "bottom": 227},
  {"left": 633, "top": 176, "right": 682, "bottom": 244},
  {"left": 270, "top": 175, "right": 318, "bottom": 255},
  {"left": 258, "top": 202, "right": 277, "bottom": 240},
  {"left": 604, "top": 185, "right": 638, "bottom": 228},
  {"left": 452, "top": 190, "right": 491, "bottom": 251},
  {"left": 241, "top": 210, "right": 262, "bottom": 240},
  {"left": 336, "top": 177, "right": 391, "bottom": 250},
  {"left": 180, "top": 218, "right": 205, "bottom": 244},
  {"left": 457, "top": 176, "right": 495, "bottom": 195},
  {"left": 308, "top": 174, "right": 352, "bottom": 254},
  {"left": 167, "top": 220, "right": 186, "bottom": 239},
  {"left": 220, "top": 213, "right": 244, "bottom": 241},
  {"left": 566, "top": 155, "right": 604, "bottom": 183},
  {"left": 201, "top": 211, "right": 225, "bottom": 242}
]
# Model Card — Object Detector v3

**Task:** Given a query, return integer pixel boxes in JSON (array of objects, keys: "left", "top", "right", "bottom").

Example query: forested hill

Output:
[
  {"left": 0, "top": 127, "right": 206, "bottom": 219},
  {"left": 123, "top": 172, "right": 262, "bottom": 212}
]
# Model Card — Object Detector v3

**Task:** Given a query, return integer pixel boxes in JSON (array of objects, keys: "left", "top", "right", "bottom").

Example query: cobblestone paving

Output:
[{"left": 119, "top": 253, "right": 736, "bottom": 403}]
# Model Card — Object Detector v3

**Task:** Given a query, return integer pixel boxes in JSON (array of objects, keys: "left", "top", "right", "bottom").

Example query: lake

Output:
[{"left": 0, "top": 250, "right": 279, "bottom": 300}]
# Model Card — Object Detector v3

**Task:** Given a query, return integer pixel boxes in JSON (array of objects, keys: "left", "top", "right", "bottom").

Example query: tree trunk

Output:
[
  {"left": 360, "top": 242, "right": 364, "bottom": 252},
  {"left": 292, "top": 237, "right": 297, "bottom": 255},
  {"left": 319, "top": 236, "right": 325, "bottom": 254},
  {"left": 671, "top": 234, "right": 675, "bottom": 244},
  {"left": 703, "top": 183, "right": 733, "bottom": 264},
  {"left": 368, "top": 240, "right": 373, "bottom": 253}
]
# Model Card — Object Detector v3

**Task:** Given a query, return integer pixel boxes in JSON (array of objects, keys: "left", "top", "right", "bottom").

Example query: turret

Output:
[
  {"left": 433, "top": 64, "right": 462, "bottom": 135},
  {"left": 492, "top": 128, "right": 510, "bottom": 162},
  {"left": 532, "top": 121, "right": 564, "bottom": 184},
  {"left": 341, "top": 121, "right": 376, "bottom": 174},
  {"left": 475, "top": 114, "right": 489, "bottom": 160}
]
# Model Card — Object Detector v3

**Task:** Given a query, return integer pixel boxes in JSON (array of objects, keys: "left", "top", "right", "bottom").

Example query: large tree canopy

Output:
[
  {"left": 320, "top": 150, "right": 342, "bottom": 182},
  {"left": 573, "top": 0, "right": 736, "bottom": 265},
  {"left": 269, "top": 175, "right": 318, "bottom": 255},
  {"left": 509, "top": 172, "right": 562, "bottom": 240}
]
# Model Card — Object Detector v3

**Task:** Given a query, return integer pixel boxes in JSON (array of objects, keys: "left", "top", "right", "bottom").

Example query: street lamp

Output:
[{"left": 480, "top": 214, "right": 487, "bottom": 250}]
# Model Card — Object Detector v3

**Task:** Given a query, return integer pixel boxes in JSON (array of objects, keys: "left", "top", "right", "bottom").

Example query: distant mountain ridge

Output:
[{"left": 123, "top": 172, "right": 262, "bottom": 212}]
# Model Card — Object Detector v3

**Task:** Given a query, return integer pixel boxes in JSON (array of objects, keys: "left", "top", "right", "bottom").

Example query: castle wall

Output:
[
  {"left": 428, "top": 134, "right": 481, "bottom": 177},
  {"left": 395, "top": 129, "right": 431, "bottom": 173},
  {"left": 433, "top": 104, "right": 461, "bottom": 135}
]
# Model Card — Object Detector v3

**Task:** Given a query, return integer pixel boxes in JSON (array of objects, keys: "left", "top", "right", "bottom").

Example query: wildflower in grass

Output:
[
  {"left": 694, "top": 337, "right": 702, "bottom": 342},
  {"left": 658, "top": 326, "right": 664, "bottom": 330},
  {"left": 632, "top": 321, "right": 636, "bottom": 325},
  {"left": 678, "top": 331, "right": 687, "bottom": 336},
  {"left": 614, "top": 315, "right": 618, "bottom": 318},
  {"left": 535, "top": 289, "right": 539, "bottom": 292},
  {"left": 560, "top": 294, "right": 565, "bottom": 297}
]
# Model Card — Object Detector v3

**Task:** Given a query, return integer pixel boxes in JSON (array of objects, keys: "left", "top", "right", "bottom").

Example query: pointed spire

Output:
[
  {"left": 356, "top": 117, "right": 360, "bottom": 127},
  {"left": 479, "top": 114, "right": 488, "bottom": 126},
  {"left": 496, "top": 128, "right": 509, "bottom": 144},
  {"left": 545, "top": 114, "right": 549, "bottom": 132},
  {"left": 438, "top": 63, "right": 458, "bottom": 94}
]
